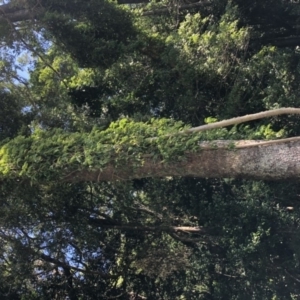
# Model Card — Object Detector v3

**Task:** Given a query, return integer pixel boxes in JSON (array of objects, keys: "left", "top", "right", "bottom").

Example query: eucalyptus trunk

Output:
[{"left": 64, "top": 138, "right": 300, "bottom": 182}]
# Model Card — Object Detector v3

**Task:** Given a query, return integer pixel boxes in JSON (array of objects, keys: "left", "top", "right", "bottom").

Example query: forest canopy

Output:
[{"left": 0, "top": 0, "right": 300, "bottom": 299}]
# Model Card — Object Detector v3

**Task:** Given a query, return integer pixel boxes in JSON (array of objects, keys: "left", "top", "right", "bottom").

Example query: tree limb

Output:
[
  {"left": 185, "top": 107, "right": 300, "bottom": 134},
  {"left": 87, "top": 216, "right": 208, "bottom": 234},
  {"left": 142, "top": 1, "right": 211, "bottom": 16},
  {"left": 62, "top": 137, "right": 300, "bottom": 182}
]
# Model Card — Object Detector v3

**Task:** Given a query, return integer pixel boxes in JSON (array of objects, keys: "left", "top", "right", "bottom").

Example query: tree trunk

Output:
[{"left": 64, "top": 138, "right": 300, "bottom": 182}]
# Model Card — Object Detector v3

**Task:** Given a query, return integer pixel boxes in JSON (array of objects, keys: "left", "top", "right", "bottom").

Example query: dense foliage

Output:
[{"left": 0, "top": 0, "right": 300, "bottom": 299}]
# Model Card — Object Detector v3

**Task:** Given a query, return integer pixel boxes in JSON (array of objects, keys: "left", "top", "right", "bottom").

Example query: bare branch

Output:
[
  {"left": 142, "top": 1, "right": 211, "bottom": 16},
  {"left": 133, "top": 203, "right": 163, "bottom": 220},
  {"left": 146, "top": 107, "right": 300, "bottom": 143},
  {"left": 185, "top": 107, "right": 300, "bottom": 134},
  {"left": 285, "top": 269, "right": 300, "bottom": 283},
  {"left": 87, "top": 216, "right": 208, "bottom": 234}
]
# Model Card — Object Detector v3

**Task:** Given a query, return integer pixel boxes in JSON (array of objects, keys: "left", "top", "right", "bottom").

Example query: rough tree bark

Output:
[
  {"left": 62, "top": 108, "right": 300, "bottom": 182},
  {"left": 64, "top": 137, "right": 300, "bottom": 182}
]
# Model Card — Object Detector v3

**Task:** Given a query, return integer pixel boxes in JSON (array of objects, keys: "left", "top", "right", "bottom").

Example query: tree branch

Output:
[
  {"left": 185, "top": 107, "right": 300, "bottom": 134},
  {"left": 87, "top": 216, "right": 208, "bottom": 234},
  {"left": 40, "top": 253, "right": 117, "bottom": 278},
  {"left": 0, "top": 1, "right": 45, "bottom": 23},
  {"left": 142, "top": 1, "right": 211, "bottom": 16},
  {"left": 62, "top": 136, "right": 300, "bottom": 182}
]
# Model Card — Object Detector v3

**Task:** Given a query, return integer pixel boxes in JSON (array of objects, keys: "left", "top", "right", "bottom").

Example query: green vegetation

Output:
[{"left": 0, "top": 0, "right": 300, "bottom": 299}]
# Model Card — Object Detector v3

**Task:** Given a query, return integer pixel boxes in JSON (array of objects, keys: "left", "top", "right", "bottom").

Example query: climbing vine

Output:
[{"left": 0, "top": 113, "right": 285, "bottom": 182}]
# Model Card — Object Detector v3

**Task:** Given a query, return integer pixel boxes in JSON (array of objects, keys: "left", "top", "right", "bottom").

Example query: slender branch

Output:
[
  {"left": 6, "top": 72, "right": 38, "bottom": 108},
  {"left": 40, "top": 252, "right": 117, "bottom": 278},
  {"left": 87, "top": 216, "right": 208, "bottom": 234},
  {"left": 147, "top": 107, "right": 300, "bottom": 142},
  {"left": 133, "top": 203, "right": 163, "bottom": 220},
  {"left": 214, "top": 271, "right": 241, "bottom": 278},
  {"left": 185, "top": 107, "right": 300, "bottom": 134},
  {"left": 142, "top": 1, "right": 211, "bottom": 16},
  {"left": 7, "top": 21, "right": 69, "bottom": 88},
  {"left": 0, "top": 230, "right": 117, "bottom": 278},
  {"left": 285, "top": 269, "right": 300, "bottom": 283}
]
